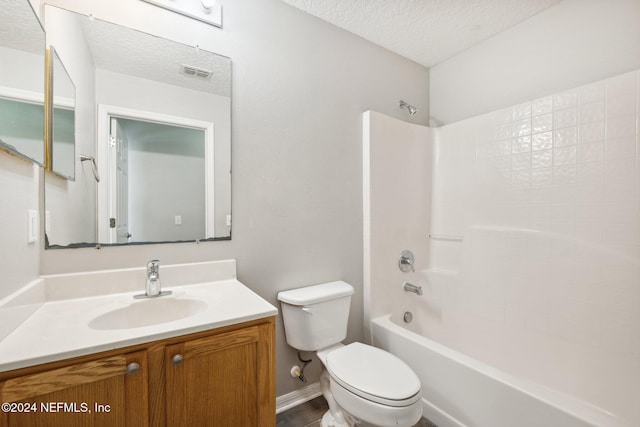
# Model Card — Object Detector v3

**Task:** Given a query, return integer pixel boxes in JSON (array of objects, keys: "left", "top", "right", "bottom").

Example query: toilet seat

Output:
[{"left": 325, "top": 342, "right": 421, "bottom": 407}]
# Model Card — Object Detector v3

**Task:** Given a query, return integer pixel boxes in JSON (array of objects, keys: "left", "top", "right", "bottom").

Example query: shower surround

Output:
[{"left": 364, "top": 70, "right": 639, "bottom": 426}]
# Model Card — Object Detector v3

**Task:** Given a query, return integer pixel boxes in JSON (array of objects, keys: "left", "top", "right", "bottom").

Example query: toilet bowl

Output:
[
  {"left": 318, "top": 342, "right": 422, "bottom": 427},
  {"left": 278, "top": 281, "right": 423, "bottom": 427}
]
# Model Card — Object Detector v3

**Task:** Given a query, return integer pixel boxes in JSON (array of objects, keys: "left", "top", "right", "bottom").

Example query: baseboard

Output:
[
  {"left": 422, "top": 398, "right": 465, "bottom": 427},
  {"left": 276, "top": 381, "right": 323, "bottom": 414}
]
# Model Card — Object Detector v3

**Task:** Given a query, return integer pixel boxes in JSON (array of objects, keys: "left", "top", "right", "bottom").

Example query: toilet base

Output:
[
  {"left": 320, "top": 369, "right": 353, "bottom": 426},
  {"left": 321, "top": 409, "right": 352, "bottom": 427}
]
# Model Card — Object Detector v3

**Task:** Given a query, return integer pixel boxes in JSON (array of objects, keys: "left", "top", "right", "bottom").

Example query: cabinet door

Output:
[
  {"left": 165, "top": 323, "right": 275, "bottom": 427},
  {"left": 0, "top": 351, "right": 148, "bottom": 427}
]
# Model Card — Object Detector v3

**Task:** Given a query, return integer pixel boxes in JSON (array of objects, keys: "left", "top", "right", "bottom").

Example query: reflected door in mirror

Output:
[{"left": 110, "top": 117, "right": 130, "bottom": 243}]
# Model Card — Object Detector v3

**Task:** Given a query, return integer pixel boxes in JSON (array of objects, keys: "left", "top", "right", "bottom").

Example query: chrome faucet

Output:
[
  {"left": 403, "top": 282, "right": 423, "bottom": 296},
  {"left": 398, "top": 250, "right": 415, "bottom": 272},
  {"left": 146, "top": 260, "right": 161, "bottom": 296},
  {"left": 134, "top": 260, "right": 171, "bottom": 299}
]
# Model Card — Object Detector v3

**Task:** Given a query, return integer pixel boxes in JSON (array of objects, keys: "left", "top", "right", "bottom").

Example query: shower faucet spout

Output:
[{"left": 403, "top": 282, "right": 423, "bottom": 296}]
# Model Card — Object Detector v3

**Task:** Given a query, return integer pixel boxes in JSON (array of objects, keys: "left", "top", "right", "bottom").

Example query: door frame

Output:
[{"left": 97, "top": 104, "right": 215, "bottom": 243}]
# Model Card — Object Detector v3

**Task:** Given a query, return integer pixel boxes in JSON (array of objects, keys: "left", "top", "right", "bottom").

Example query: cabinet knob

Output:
[
  {"left": 171, "top": 354, "right": 184, "bottom": 365},
  {"left": 126, "top": 362, "right": 140, "bottom": 375}
]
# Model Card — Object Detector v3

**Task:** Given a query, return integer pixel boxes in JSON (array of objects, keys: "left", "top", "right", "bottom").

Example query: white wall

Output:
[
  {"left": 430, "top": 70, "right": 640, "bottom": 424},
  {"left": 127, "top": 126, "right": 206, "bottom": 242},
  {"left": 429, "top": 0, "right": 640, "bottom": 125},
  {"left": 51, "top": 108, "right": 75, "bottom": 178},
  {"left": 363, "top": 111, "right": 432, "bottom": 339},
  {"left": 0, "top": 156, "right": 40, "bottom": 299},
  {"left": 33, "top": 0, "right": 430, "bottom": 398},
  {"left": 129, "top": 148, "right": 205, "bottom": 242},
  {"left": 0, "top": 47, "right": 44, "bottom": 96}
]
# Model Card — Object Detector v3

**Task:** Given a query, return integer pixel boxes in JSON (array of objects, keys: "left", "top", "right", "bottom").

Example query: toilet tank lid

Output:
[{"left": 277, "top": 281, "right": 354, "bottom": 305}]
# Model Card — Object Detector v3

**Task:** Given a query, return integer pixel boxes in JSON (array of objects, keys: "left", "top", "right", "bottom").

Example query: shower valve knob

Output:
[{"left": 398, "top": 250, "right": 415, "bottom": 272}]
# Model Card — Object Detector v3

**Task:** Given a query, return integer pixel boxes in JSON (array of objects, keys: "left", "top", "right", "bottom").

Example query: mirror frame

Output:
[
  {"left": 44, "top": 47, "right": 52, "bottom": 172},
  {"left": 45, "top": 46, "right": 76, "bottom": 180}
]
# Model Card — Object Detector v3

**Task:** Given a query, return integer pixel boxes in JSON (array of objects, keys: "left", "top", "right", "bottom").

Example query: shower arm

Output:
[
  {"left": 80, "top": 154, "right": 100, "bottom": 182},
  {"left": 399, "top": 100, "right": 418, "bottom": 116}
]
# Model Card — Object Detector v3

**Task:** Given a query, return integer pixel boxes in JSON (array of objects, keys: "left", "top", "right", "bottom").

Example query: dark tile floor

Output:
[{"left": 276, "top": 396, "right": 437, "bottom": 427}]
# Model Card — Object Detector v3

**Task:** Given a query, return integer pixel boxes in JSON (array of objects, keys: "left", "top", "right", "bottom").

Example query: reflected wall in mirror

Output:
[
  {"left": 44, "top": 6, "right": 231, "bottom": 248},
  {"left": 0, "top": 0, "right": 45, "bottom": 165},
  {"left": 49, "top": 47, "right": 76, "bottom": 180}
]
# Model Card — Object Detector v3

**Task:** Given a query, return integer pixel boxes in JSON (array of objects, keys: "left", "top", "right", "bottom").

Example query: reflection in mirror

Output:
[
  {"left": 100, "top": 110, "right": 214, "bottom": 244},
  {"left": 44, "top": 7, "right": 231, "bottom": 248},
  {"left": 0, "top": 0, "right": 45, "bottom": 164},
  {"left": 50, "top": 47, "right": 76, "bottom": 180}
]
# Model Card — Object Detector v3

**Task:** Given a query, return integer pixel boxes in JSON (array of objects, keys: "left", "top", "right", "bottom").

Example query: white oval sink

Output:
[{"left": 89, "top": 297, "right": 208, "bottom": 330}]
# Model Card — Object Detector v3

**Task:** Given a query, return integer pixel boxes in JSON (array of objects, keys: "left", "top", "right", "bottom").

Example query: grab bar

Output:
[
  {"left": 429, "top": 234, "right": 463, "bottom": 242},
  {"left": 80, "top": 155, "right": 100, "bottom": 182}
]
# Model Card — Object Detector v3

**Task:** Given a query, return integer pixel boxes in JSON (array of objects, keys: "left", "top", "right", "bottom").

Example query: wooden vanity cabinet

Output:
[
  {"left": 0, "top": 317, "right": 275, "bottom": 427},
  {"left": 164, "top": 324, "right": 275, "bottom": 426},
  {"left": 0, "top": 351, "right": 148, "bottom": 427}
]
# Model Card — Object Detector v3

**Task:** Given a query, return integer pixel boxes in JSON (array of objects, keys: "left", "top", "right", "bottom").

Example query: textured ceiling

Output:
[
  {"left": 280, "top": 0, "right": 563, "bottom": 67},
  {"left": 74, "top": 11, "right": 231, "bottom": 97},
  {"left": 0, "top": 0, "right": 45, "bottom": 54}
]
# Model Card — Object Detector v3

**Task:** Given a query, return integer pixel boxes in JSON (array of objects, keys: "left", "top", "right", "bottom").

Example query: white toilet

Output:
[{"left": 278, "top": 281, "right": 422, "bottom": 427}]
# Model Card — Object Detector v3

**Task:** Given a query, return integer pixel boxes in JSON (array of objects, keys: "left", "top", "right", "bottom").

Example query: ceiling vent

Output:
[{"left": 181, "top": 64, "right": 212, "bottom": 79}]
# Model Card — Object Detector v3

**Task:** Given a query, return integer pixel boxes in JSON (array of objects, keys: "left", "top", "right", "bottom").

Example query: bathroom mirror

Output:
[
  {"left": 0, "top": 0, "right": 46, "bottom": 165},
  {"left": 44, "top": 7, "right": 231, "bottom": 248},
  {"left": 48, "top": 47, "right": 76, "bottom": 180}
]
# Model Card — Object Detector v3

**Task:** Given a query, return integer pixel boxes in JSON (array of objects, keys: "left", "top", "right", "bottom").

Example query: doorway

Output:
[{"left": 97, "top": 105, "right": 214, "bottom": 244}]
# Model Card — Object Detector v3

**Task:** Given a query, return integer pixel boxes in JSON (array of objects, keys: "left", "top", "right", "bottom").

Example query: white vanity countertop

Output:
[{"left": 0, "top": 262, "right": 277, "bottom": 372}]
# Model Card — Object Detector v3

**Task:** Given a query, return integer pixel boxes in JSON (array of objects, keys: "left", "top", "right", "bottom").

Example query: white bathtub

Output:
[
  {"left": 372, "top": 314, "right": 631, "bottom": 427},
  {"left": 367, "top": 224, "right": 640, "bottom": 427}
]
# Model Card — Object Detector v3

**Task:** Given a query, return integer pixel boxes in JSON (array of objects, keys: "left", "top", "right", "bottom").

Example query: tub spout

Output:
[{"left": 403, "top": 282, "right": 423, "bottom": 296}]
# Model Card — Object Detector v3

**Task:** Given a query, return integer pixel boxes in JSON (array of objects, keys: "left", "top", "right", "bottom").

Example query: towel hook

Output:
[{"left": 80, "top": 154, "right": 100, "bottom": 182}]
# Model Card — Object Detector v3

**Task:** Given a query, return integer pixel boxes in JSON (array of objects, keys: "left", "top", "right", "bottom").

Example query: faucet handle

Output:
[
  {"left": 134, "top": 259, "right": 171, "bottom": 299},
  {"left": 398, "top": 250, "right": 415, "bottom": 272},
  {"left": 147, "top": 259, "right": 160, "bottom": 276}
]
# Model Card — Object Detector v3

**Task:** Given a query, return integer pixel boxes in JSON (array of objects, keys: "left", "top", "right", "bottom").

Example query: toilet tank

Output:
[{"left": 277, "top": 281, "right": 354, "bottom": 351}]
